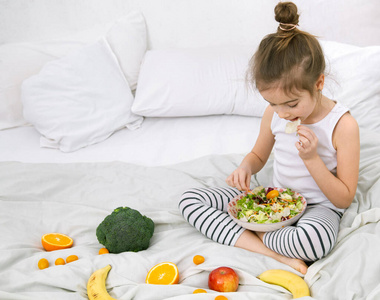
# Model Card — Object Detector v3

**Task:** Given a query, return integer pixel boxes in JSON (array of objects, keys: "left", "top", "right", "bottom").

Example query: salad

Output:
[{"left": 236, "top": 186, "right": 304, "bottom": 224}]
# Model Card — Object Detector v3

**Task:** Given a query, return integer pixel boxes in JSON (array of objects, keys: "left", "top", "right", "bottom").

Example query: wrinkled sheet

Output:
[{"left": 0, "top": 129, "right": 379, "bottom": 300}]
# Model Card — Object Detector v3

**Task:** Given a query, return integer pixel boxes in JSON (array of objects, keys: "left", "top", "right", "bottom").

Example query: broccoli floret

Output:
[{"left": 96, "top": 206, "right": 154, "bottom": 253}]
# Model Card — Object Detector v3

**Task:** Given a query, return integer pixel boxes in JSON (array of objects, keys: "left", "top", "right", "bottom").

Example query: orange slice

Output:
[
  {"left": 146, "top": 262, "right": 179, "bottom": 285},
  {"left": 41, "top": 233, "right": 73, "bottom": 251}
]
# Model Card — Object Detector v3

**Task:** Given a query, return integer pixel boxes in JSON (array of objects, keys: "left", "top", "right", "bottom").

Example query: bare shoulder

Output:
[
  {"left": 261, "top": 105, "right": 275, "bottom": 124},
  {"left": 333, "top": 112, "right": 359, "bottom": 149},
  {"left": 258, "top": 105, "right": 275, "bottom": 135},
  {"left": 263, "top": 104, "right": 274, "bottom": 116},
  {"left": 335, "top": 112, "right": 359, "bottom": 135}
]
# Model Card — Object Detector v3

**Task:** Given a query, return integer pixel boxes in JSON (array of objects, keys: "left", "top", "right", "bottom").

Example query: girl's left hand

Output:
[{"left": 296, "top": 125, "right": 319, "bottom": 160}]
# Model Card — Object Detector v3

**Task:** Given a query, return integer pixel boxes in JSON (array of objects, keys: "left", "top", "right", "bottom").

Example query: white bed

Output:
[{"left": 1, "top": 1, "right": 380, "bottom": 299}]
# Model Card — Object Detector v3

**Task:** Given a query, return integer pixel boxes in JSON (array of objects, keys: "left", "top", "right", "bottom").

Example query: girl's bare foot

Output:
[
  {"left": 235, "top": 230, "right": 308, "bottom": 275},
  {"left": 278, "top": 256, "right": 308, "bottom": 275}
]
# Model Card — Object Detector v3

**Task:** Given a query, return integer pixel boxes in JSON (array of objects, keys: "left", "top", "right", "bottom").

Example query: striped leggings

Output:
[{"left": 179, "top": 187, "right": 343, "bottom": 262}]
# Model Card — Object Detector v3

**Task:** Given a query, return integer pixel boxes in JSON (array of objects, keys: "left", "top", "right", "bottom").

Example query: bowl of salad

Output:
[{"left": 227, "top": 186, "right": 307, "bottom": 232}]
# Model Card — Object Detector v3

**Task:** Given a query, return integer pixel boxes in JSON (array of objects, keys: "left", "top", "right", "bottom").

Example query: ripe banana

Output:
[
  {"left": 258, "top": 269, "right": 310, "bottom": 299},
  {"left": 87, "top": 264, "right": 117, "bottom": 300}
]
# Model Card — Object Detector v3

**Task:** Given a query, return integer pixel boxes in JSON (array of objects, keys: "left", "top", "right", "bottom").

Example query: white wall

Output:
[{"left": 0, "top": 0, "right": 379, "bottom": 47}]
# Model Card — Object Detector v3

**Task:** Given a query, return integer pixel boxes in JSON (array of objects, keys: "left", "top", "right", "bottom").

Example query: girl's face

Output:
[
  {"left": 260, "top": 87, "right": 321, "bottom": 124},
  {"left": 259, "top": 75, "right": 325, "bottom": 124}
]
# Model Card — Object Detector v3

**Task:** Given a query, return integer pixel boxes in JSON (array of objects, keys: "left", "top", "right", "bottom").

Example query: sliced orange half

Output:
[
  {"left": 41, "top": 233, "right": 73, "bottom": 251},
  {"left": 146, "top": 262, "right": 179, "bottom": 285}
]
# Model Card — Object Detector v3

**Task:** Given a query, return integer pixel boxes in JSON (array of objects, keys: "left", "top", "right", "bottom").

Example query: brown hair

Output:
[{"left": 248, "top": 2, "right": 325, "bottom": 98}]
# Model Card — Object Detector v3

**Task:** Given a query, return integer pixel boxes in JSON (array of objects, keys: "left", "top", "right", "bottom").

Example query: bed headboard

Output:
[{"left": 1, "top": 0, "right": 379, "bottom": 48}]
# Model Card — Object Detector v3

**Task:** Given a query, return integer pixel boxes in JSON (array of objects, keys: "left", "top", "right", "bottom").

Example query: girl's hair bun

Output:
[
  {"left": 249, "top": 1, "right": 325, "bottom": 98},
  {"left": 275, "top": 2, "right": 299, "bottom": 31}
]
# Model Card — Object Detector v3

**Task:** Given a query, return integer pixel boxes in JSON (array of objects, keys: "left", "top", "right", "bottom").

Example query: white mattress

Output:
[{"left": 0, "top": 115, "right": 262, "bottom": 165}]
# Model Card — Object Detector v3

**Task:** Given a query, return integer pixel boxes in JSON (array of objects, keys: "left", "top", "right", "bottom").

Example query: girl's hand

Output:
[
  {"left": 226, "top": 166, "right": 252, "bottom": 192},
  {"left": 296, "top": 125, "right": 319, "bottom": 161}
]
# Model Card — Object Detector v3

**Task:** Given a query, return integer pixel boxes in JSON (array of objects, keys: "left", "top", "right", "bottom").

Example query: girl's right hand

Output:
[
  {"left": 225, "top": 106, "right": 275, "bottom": 192},
  {"left": 226, "top": 167, "right": 252, "bottom": 192}
]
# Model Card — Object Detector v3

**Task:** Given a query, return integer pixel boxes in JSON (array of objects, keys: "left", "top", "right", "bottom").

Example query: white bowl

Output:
[{"left": 227, "top": 187, "right": 307, "bottom": 232}]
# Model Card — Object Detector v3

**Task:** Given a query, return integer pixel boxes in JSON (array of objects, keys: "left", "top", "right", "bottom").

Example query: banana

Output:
[
  {"left": 87, "top": 264, "right": 117, "bottom": 300},
  {"left": 258, "top": 269, "right": 310, "bottom": 299}
]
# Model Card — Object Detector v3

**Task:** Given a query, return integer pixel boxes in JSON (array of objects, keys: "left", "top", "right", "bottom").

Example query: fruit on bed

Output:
[
  {"left": 55, "top": 258, "right": 65, "bottom": 265},
  {"left": 146, "top": 262, "right": 179, "bottom": 284},
  {"left": 208, "top": 266, "right": 239, "bottom": 292},
  {"left": 38, "top": 258, "right": 49, "bottom": 270},
  {"left": 66, "top": 254, "right": 78, "bottom": 263},
  {"left": 96, "top": 206, "right": 154, "bottom": 253},
  {"left": 37, "top": 255, "right": 78, "bottom": 269},
  {"left": 193, "top": 255, "right": 205, "bottom": 265},
  {"left": 41, "top": 233, "right": 73, "bottom": 251},
  {"left": 193, "top": 289, "right": 207, "bottom": 293},
  {"left": 258, "top": 269, "right": 310, "bottom": 298},
  {"left": 215, "top": 296, "right": 228, "bottom": 300},
  {"left": 99, "top": 247, "right": 110, "bottom": 255},
  {"left": 87, "top": 264, "right": 116, "bottom": 300}
]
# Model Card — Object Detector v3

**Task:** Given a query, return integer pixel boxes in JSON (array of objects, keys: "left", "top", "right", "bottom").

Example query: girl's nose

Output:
[
  {"left": 278, "top": 111, "right": 290, "bottom": 119},
  {"left": 276, "top": 107, "right": 290, "bottom": 119}
]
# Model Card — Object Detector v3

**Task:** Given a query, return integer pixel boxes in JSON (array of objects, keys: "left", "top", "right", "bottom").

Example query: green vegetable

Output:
[
  {"left": 96, "top": 206, "right": 154, "bottom": 253},
  {"left": 236, "top": 186, "right": 304, "bottom": 224}
]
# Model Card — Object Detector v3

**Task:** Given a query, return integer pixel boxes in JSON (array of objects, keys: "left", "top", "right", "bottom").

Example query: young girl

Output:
[{"left": 178, "top": 2, "right": 359, "bottom": 274}]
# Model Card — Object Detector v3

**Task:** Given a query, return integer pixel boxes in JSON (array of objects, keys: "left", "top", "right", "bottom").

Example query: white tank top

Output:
[{"left": 271, "top": 102, "right": 349, "bottom": 213}]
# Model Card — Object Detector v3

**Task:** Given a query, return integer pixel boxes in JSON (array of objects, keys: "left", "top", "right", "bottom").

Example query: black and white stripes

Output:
[
  {"left": 179, "top": 187, "right": 342, "bottom": 262},
  {"left": 178, "top": 187, "right": 245, "bottom": 246},
  {"left": 263, "top": 204, "right": 342, "bottom": 261}
]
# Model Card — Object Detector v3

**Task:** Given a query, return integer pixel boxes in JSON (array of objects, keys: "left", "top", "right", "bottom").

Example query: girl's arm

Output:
[
  {"left": 226, "top": 105, "right": 275, "bottom": 191},
  {"left": 297, "top": 113, "right": 360, "bottom": 209}
]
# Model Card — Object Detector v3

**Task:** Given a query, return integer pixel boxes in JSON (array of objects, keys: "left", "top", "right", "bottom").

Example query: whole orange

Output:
[
  {"left": 66, "top": 255, "right": 78, "bottom": 263},
  {"left": 193, "top": 289, "right": 207, "bottom": 293},
  {"left": 193, "top": 255, "right": 205, "bottom": 265},
  {"left": 55, "top": 258, "right": 65, "bottom": 265},
  {"left": 99, "top": 248, "right": 109, "bottom": 255},
  {"left": 38, "top": 258, "right": 49, "bottom": 270}
]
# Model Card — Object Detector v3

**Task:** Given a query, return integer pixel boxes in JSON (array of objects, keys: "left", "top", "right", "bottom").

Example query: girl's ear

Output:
[{"left": 316, "top": 73, "right": 325, "bottom": 91}]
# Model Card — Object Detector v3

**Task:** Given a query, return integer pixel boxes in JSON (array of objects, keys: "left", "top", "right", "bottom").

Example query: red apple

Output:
[{"left": 208, "top": 266, "right": 239, "bottom": 292}]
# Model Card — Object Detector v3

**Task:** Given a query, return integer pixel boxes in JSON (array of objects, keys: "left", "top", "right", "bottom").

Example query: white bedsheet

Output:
[
  {"left": 0, "top": 115, "right": 261, "bottom": 165},
  {"left": 0, "top": 129, "right": 379, "bottom": 300},
  {"left": 1, "top": 1, "right": 379, "bottom": 299}
]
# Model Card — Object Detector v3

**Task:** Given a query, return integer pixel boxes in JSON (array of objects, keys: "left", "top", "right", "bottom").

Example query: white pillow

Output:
[
  {"left": 132, "top": 46, "right": 268, "bottom": 117},
  {"left": 21, "top": 38, "right": 143, "bottom": 152},
  {"left": 0, "top": 11, "right": 146, "bottom": 130},
  {"left": 322, "top": 41, "right": 380, "bottom": 132},
  {"left": 106, "top": 11, "right": 147, "bottom": 91}
]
